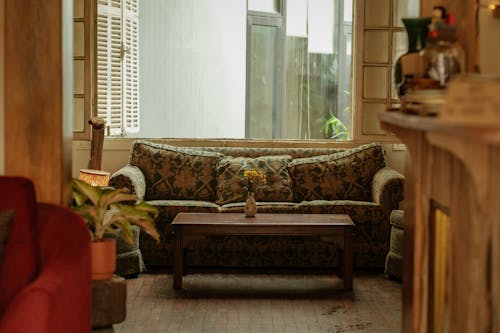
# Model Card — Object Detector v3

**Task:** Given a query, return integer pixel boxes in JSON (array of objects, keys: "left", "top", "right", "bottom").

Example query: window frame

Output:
[
  {"left": 73, "top": 0, "right": 92, "bottom": 140},
  {"left": 89, "top": 0, "right": 407, "bottom": 145}
]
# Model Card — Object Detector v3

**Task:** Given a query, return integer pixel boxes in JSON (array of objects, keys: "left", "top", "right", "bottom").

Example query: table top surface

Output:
[{"left": 171, "top": 212, "right": 354, "bottom": 227}]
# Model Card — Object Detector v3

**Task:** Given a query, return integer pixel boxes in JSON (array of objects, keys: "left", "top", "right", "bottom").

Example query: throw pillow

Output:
[
  {"left": 0, "top": 210, "right": 14, "bottom": 261},
  {"left": 129, "top": 140, "right": 225, "bottom": 201},
  {"left": 216, "top": 155, "right": 294, "bottom": 205},
  {"left": 287, "top": 143, "right": 386, "bottom": 202}
]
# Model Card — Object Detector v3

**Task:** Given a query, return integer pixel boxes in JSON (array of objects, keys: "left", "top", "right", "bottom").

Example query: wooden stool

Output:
[{"left": 92, "top": 276, "right": 127, "bottom": 332}]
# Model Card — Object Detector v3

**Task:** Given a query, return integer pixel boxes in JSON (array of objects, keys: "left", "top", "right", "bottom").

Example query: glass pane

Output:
[
  {"left": 286, "top": 0, "right": 307, "bottom": 37},
  {"left": 248, "top": 0, "right": 280, "bottom": 13},
  {"left": 364, "top": 30, "right": 390, "bottom": 63},
  {"left": 73, "top": 97, "right": 85, "bottom": 132},
  {"left": 248, "top": 24, "right": 278, "bottom": 138},
  {"left": 308, "top": 0, "right": 334, "bottom": 54},
  {"left": 363, "top": 66, "right": 388, "bottom": 99},
  {"left": 74, "top": 0, "right": 84, "bottom": 18},
  {"left": 362, "top": 102, "right": 387, "bottom": 135},
  {"left": 73, "top": 59, "right": 85, "bottom": 94},
  {"left": 73, "top": 22, "right": 85, "bottom": 57},
  {"left": 365, "top": 0, "right": 390, "bottom": 27},
  {"left": 284, "top": 0, "right": 351, "bottom": 140}
]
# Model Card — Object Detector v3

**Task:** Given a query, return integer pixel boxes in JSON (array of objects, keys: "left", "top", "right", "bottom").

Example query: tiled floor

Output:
[{"left": 114, "top": 270, "right": 401, "bottom": 333}]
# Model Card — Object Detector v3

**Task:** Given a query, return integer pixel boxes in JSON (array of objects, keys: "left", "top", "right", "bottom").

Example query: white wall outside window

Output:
[{"left": 137, "top": 0, "right": 246, "bottom": 138}]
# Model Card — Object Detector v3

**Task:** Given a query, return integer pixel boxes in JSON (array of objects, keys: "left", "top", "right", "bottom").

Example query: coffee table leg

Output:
[
  {"left": 344, "top": 226, "right": 353, "bottom": 290},
  {"left": 173, "top": 227, "right": 183, "bottom": 290}
]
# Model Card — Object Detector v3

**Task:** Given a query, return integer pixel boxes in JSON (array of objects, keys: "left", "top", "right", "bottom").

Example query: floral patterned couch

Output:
[{"left": 110, "top": 140, "right": 404, "bottom": 270}]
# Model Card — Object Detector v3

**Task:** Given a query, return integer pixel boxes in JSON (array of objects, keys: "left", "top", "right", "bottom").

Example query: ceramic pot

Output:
[
  {"left": 244, "top": 192, "right": 257, "bottom": 217},
  {"left": 90, "top": 238, "right": 116, "bottom": 280}
]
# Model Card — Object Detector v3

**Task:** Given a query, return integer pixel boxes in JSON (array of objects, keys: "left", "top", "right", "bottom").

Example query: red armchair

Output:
[{"left": 0, "top": 177, "right": 91, "bottom": 333}]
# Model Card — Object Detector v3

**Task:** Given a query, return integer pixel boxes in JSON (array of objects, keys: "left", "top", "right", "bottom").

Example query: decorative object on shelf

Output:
[
  {"left": 243, "top": 169, "right": 266, "bottom": 217},
  {"left": 421, "top": 7, "right": 465, "bottom": 87},
  {"left": 72, "top": 179, "right": 160, "bottom": 280},
  {"left": 394, "top": 17, "right": 432, "bottom": 97},
  {"left": 421, "top": 39, "right": 464, "bottom": 86}
]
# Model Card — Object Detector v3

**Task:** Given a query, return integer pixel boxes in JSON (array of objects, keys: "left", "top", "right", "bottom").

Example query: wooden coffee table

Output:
[{"left": 171, "top": 212, "right": 355, "bottom": 291}]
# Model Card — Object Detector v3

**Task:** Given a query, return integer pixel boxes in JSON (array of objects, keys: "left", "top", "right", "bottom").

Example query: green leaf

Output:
[{"left": 71, "top": 178, "right": 160, "bottom": 245}]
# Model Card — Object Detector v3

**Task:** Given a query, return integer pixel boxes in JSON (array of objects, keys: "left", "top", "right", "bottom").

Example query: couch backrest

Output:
[
  {"left": 0, "top": 177, "right": 39, "bottom": 314},
  {"left": 200, "top": 146, "right": 345, "bottom": 158},
  {"left": 129, "top": 140, "right": 387, "bottom": 203}
]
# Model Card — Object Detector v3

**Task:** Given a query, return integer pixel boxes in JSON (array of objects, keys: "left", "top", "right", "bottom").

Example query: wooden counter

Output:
[{"left": 380, "top": 111, "right": 500, "bottom": 333}]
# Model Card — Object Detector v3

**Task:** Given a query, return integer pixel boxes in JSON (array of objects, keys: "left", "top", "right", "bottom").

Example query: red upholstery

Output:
[{"left": 0, "top": 177, "right": 91, "bottom": 333}]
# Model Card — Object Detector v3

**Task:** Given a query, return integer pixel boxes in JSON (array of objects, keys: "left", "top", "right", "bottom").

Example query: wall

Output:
[
  {"left": 137, "top": 0, "right": 246, "bottom": 138},
  {"left": 479, "top": 0, "right": 500, "bottom": 75}
]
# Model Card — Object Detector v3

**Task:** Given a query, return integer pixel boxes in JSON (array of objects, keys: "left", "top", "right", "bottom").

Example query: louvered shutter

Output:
[
  {"left": 97, "top": 0, "right": 123, "bottom": 136},
  {"left": 123, "top": 0, "right": 139, "bottom": 133}
]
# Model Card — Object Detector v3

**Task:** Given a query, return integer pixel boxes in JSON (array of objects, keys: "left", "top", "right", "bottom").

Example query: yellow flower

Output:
[{"left": 243, "top": 169, "right": 266, "bottom": 194}]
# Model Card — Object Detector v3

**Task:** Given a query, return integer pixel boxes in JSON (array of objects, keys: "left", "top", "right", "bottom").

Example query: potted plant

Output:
[{"left": 72, "top": 179, "right": 160, "bottom": 280}]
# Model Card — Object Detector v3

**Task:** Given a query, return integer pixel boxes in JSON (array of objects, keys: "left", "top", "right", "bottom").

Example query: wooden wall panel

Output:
[{"left": 5, "top": 0, "right": 72, "bottom": 205}]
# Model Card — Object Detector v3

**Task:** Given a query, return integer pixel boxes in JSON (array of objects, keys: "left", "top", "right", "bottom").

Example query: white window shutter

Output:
[
  {"left": 97, "top": 0, "right": 139, "bottom": 136},
  {"left": 123, "top": 0, "right": 139, "bottom": 133},
  {"left": 97, "top": 0, "right": 123, "bottom": 136}
]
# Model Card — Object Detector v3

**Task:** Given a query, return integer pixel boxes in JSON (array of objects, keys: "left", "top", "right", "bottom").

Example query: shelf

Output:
[{"left": 379, "top": 111, "right": 500, "bottom": 145}]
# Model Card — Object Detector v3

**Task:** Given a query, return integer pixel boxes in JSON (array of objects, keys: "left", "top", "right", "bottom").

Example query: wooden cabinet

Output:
[{"left": 380, "top": 111, "right": 500, "bottom": 332}]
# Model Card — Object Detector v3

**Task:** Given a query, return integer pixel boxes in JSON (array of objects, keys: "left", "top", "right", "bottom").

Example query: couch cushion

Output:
[
  {"left": 129, "top": 140, "right": 224, "bottom": 201},
  {"left": 215, "top": 155, "right": 294, "bottom": 205},
  {"left": 287, "top": 143, "right": 386, "bottom": 202},
  {"left": 0, "top": 210, "right": 14, "bottom": 262}
]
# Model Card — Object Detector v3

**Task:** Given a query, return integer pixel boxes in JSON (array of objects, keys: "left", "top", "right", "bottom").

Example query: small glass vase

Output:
[
  {"left": 244, "top": 192, "right": 257, "bottom": 217},
  {"left": 421, "top": 39, "right": 464, "bottom": 87}
]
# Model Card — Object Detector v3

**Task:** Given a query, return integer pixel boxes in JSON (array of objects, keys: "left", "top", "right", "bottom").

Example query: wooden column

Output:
[{"left": 5, "top": 0, "right": 73, "bottom": 205}]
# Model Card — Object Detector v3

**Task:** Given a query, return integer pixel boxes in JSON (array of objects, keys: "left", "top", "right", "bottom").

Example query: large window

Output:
[
  {"left": 247, "top": 0, "right": 352, "bottom": 139},
  {"left": 93, "top": 0, "right": 418, "bottom": 141}
]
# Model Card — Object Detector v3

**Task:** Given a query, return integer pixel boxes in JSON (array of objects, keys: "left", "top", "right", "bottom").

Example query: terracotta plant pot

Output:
[{"left": 90, "top": 238, "right": 116, "bottom": 280}]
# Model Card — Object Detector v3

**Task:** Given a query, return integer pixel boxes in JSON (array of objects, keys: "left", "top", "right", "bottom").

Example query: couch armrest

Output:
[
  {"left": 372, "top": 167, "right": 404, "bottom": 211},
  {"left": 109, "top": 165, "right": 146, "bottom": 201},
  {"left": 0, "top": 204, "right": 91, "bottom": 333}
]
